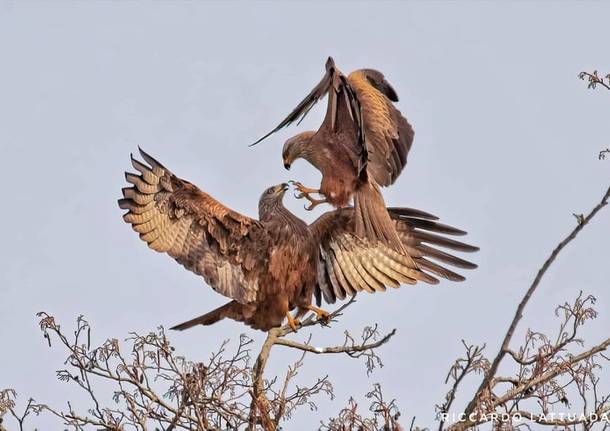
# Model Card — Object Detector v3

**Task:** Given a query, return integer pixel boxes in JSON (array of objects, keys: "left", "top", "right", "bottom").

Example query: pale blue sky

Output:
[{"left": 1, "top": 1, "right": 609, "bottom": 429}]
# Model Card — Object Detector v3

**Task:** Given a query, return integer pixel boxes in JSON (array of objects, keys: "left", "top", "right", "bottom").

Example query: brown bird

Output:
[
  {"left": 252, "top": 57, "right": 414, "bottom": 252},
  {"left": 119, "top": 149, "right": 477, "bottom": 332}
]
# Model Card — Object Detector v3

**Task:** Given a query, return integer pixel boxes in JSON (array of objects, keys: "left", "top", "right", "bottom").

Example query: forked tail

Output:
[
  {"left": 170, "top": 300, "right": 243, "bottom": 331},
  {"left": 353, "top": 179, "right": 404, "bottom": 252}
]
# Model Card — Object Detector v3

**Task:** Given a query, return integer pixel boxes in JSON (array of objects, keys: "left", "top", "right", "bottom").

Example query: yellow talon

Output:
[
  {"left": 289, "top": 181, "right": 327, "bottom": 211},
  {"left": 289, "top": 180, "right": 320, "bottom": 196},
  {"left": 306, "top": 305, "right": 331, "bottom": 322},
  {"left": 285, "top": 312, "right": 300, "bottom": 332}
]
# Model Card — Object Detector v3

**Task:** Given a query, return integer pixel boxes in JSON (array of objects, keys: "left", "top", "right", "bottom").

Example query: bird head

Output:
[
  {"left": 282, "top": 131, "right": 316, "bottom": 170},
  {"left": 258, "top": 183, "right": 289, "bottom": 217}
]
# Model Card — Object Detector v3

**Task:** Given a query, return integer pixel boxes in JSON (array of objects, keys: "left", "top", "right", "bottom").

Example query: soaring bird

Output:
[
  {"left": 119, "top": 149, "right": 477, "bottom": 332},
  {"left": 253, "top": 57, "right": 414, "bottom": 252}
]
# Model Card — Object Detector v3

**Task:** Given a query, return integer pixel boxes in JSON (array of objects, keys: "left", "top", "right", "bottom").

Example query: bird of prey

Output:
[
  {"left": 252, "top": 57, "right": 414, "bottom": 252},
  {"left": 119, "top": 149, "right": 477, "bottom": 332}
]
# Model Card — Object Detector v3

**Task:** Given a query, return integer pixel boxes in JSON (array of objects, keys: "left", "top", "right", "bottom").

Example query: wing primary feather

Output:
[
  {"left": 418, "top": 244, "right": 478, "bottom": 269},
  {"left": 118, "top": 198, "right": 134, "bottom": 210},
  {"left": 250, "top": 59, "right": 334, "bottom": 146},
  {"left": 401, "top": 219, "right": 468, "bottom": 236},
  {"left": 138, "top": 147, "right": 167, "bottom": 176},
  {"left": 325, "top": 252, "right": 348, "bottom": 300},
  {"left": 414, "top": 231, "right": 480, "bottom": 252},
  {"left": 328, "top": 244, "right": 358, "bottom": 296},
  {"left": 131, "top": 153, "right": 159, "bottom": 185},
  {"left": 416, "top": 257, "right": 465, "bottom": 282},
  {"left": 388, "top": 207, "right": 439, "bottom": 220}
]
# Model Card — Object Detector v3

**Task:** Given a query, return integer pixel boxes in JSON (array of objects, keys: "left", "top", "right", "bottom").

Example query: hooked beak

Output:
[
  {"left": 276, "top": 183, "right": 289, "bottom": 193},
  {"left": 283, "top": 160, "right": 291, "bottom": 171}
]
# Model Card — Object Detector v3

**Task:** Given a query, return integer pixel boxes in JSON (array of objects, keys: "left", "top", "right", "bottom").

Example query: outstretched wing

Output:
[
  {"left": 252, "top": 56, "right": 367, "bottom": 176},
  {"left": 118, "top": 149, "right": 270, "bottom": 304},
  {"left": 347, "top": 69, "right": 414, "bottom": 186},
  {"left": 310, "top": 207, "right": 478, "bottom": 304},
  {"left": 252, "top": 58, "right": 412, "bottom": 187},
  {"left": 252, "top": 57, "right": 363, "bottom": 143},
  {"left": 251, "top": 57, "right": 335, "bottom": 146}
]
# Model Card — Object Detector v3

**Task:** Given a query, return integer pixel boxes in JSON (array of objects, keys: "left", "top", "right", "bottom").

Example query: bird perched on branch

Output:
[
  {"left": 119, "top": 149, "right": 477, "bottom": 332},
  {"left": 252, "top": 57, "right": 414, "bottom": 252}
]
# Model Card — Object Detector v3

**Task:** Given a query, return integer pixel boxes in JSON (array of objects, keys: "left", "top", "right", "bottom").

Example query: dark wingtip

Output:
[
  {"left": 137, "top": 147, "right": 167, "bottom": 170},
  {"left": 117, "top": 198, "right": 130, "bottom": 209},
  {"left": 325, "top": 56, "right": 335, "bottom": 71},
  {"left": 249, "top": 128, "right": 278, "bottom": 147},
  {"left": 387, "top": 84, "right": 399, "bottom": 102},
  {"left": 387, "top": 207, "right": 439, "bottom": 221},
  {"left": 137, "top": 146, "right": 155, "bottom": 163},
  {"left": 425, "top": 276, "right": 440, "bottom": 285},
  {"left": 169, "top": 320, "right": 193, "bottom": 331}
]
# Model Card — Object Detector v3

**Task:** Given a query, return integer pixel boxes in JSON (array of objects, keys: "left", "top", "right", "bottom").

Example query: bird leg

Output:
[
  {"left": 289, "top": 181, "right": 328, "bottom": 211},
  {"left": 285, "top": 311, "right": 300, "bottom": 332},
  {"left": 306, "top": 305, "right": 331, "bottom": 323}
]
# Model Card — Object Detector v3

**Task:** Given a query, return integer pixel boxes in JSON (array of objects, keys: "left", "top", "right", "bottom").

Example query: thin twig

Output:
[{"left": 454, "top": 183, "right": 610, "bottom": 429}]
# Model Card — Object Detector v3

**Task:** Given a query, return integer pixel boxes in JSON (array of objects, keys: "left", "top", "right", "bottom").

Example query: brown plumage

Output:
[
  {"left": 119, "top": 150, "right": 477, "bottom": 332},
  {"left": 119, "top": 149, "right": 318, "bottom": 332},
  {"left": 253, "top": 57, "right": 414, "bottom": 252}
]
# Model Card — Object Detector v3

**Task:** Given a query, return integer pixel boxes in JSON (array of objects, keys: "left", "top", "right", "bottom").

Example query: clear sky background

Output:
[{"left": 1, "top": 1, "right": 609, "bottom": 429}]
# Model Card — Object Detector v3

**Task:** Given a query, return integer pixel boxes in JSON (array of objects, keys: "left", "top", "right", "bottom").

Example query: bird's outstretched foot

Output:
[
  {"left": 303, "top": 197, "right": 328, "bottom": 211},
  {"left": 290, "top": 180, "right": 319, "bottom": 196},
  {"left": 306, "top": 305, "right": 331, "bottom": 323},
  {"left": 289, "top": 181, "right": 328, "bottom": 211},
  {"left": 285, "top": 312, "right": 300, "bottom": 332}
]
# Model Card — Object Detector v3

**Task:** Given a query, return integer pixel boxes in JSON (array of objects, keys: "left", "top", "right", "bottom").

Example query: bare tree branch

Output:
[
  {"left": 248, "top": 298, "right": 394, "bottom": 430},
  {"left": 579, "top": 71, "right": 610, "bottom": 91},
  {"left": 451, "top": 180, "right": 610, "bottom": 429}
]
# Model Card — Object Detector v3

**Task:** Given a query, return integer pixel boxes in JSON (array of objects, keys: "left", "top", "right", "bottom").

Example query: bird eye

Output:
[{"left": 267, "top": 188, "right": 274, "bottom": 194}]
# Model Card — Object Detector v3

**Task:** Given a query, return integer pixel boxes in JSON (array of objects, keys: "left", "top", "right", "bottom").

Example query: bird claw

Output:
[
  {"left": 285, "top": 312, "right": 300, "bottom": 332},
  {"left": 289, "top": 181, "right": 327, "bottom": 211},
  {"left": 289, "top": 181, "right": 320, "bottom": 195},
  {"left": 307, "top": 306, "right": 331, "bottom": 323},
  {"left": 304, "top": 199, "right": 327, "bottom": 211}
]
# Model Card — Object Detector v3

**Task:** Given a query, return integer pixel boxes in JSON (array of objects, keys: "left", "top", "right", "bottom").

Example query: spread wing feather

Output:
[
  {"left": 118, "top": 149, "right": 270, "bottom": 304},
  {"left": 251, "top": 57, "right": 336, "bottom": 146},
  {"left": 311, "top": 207, "right": 478, "bottom": 304},
  {"left": 347, "top": 69, "right": 414, "bottom": 186}
]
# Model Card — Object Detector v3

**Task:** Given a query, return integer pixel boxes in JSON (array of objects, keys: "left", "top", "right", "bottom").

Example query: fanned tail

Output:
[
  {"left": 170, "top": 301, "right": 243, "bottom": 331},
  {"left": 353, "top": 179, "right": 404, "bottom": 252}
]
